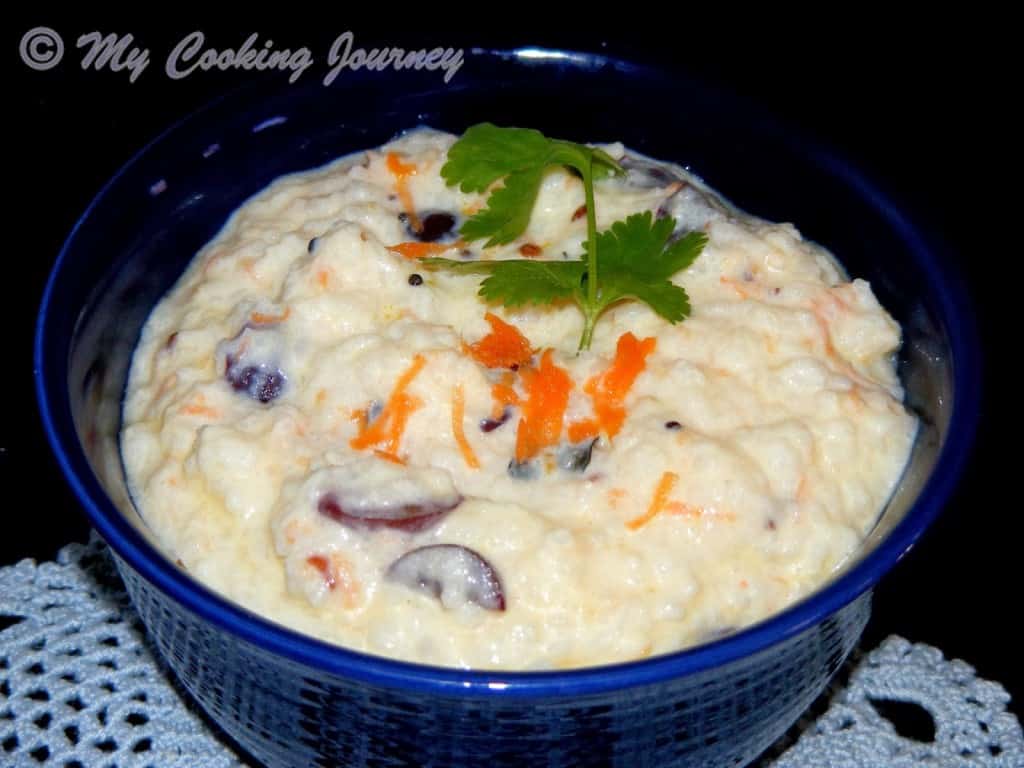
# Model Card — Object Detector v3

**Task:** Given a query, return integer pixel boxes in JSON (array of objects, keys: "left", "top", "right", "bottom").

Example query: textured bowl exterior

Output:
[
  {"left": 116, "top": 553, "right": 869, "bottom": 767},
  {"left": 35, "top": 47, "right": 979, "bottom": 768}
]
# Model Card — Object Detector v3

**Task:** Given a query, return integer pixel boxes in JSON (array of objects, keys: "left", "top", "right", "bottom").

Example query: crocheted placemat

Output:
[{"left": 2, "top": 537, "right": 1021, "bottom": 767}]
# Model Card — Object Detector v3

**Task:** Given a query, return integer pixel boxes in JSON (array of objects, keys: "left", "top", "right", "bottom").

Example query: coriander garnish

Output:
[{"left": 425, "top": 123, "right": 706, "bottom": 351}]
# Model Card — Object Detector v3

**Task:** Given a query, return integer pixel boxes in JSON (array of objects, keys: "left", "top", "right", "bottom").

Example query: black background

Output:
[{"left": 6, "top": 14, "right": 1017, "bottom": 717}]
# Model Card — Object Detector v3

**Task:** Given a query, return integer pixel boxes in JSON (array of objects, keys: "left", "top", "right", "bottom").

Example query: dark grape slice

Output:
[
  {"left": 507, "top": 458, "right": 538, "bottom": 480},
  {"left": 386, "top": 544, "right": 505, "bottom": 611},
  {"left": 221, "top": 325, "right": 287, "bottom": 404},
  {"left": 224, "top": 357, "right": 286, "bottom": 403},
  {"left": 402, "top": 210, "right": 458, "bottom": 242},
  {"left": 557, "top": 439, "right": 598, "bottom": 473},
  {"left": 479, "top": 407, "right": 512, "bottom": 433},
  {"left": 317, "top": 492, "right": 459, "bottom": 533},
  {"left": 417, "top": 211, "right": 456, "bottom": 242},
  {"left": 620, "top": 155, "right": 683, "bottom": 189}
]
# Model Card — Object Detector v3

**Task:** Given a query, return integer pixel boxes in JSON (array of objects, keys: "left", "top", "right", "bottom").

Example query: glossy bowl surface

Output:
[{"left": 35, "top": 48, "right": 979, "bottom": 767}]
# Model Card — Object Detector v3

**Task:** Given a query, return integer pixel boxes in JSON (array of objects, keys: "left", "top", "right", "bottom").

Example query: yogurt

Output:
[{"left": 121, "top": 128, "right": 916, "bottom": 669}]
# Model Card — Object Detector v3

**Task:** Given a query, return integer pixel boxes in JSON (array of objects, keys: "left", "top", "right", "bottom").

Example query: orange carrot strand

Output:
[
  {"left": 580, "top": 332, "right": 656, "bottom": 440},
  {"left": 382, "top": 394, "right": 422, "bottom": 455},
  {"left": 467, "top": 313, "right": 534, "bottom": 370},
  {"left": 387, "top": 241, "right": 461, "bottom": 260},
  {"left": 567, "top": 419, "right": 599, "bottom": 444},
  {"left": 490, "top": 381, "right": 520, "bottom": 419},
  {"left": 386, "top": 152, "right": 421, "bottom": 233},
  {"left": 452, "top": 384, "right": 481, "bottom": 469},
  {"left": 626, "top": 471, "right": 679, "bottom": 530},
  {"left": 514, "top": 349, "right": 572, "bottom": 462},
  {"left": 307, "top": 555, "right": 337, "bottom": 590},
  {"left": 350, "top": 354, "right": 426, "bottom": 454}
]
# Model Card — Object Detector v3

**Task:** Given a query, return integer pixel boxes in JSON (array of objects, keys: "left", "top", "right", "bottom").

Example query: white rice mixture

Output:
[{"left": 121, "top": 128, "right": 916, "bottom": 669}]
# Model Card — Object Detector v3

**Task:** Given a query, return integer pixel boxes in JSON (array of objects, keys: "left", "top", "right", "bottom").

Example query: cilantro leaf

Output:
[
  {"left": 431, "top": 124, "right": 706, "bottom": 351},
  {"left": 582, "top": 211, "right": 707, "bottom": 323},
  {"left": 441, "top": 123, "right": 623, "bottom": 247},
  {"left": 422, "top": 257, "right": 585, "bottom": 307},
  {"left": 458, "top": 167, "right": 544, "bottom": 247},
  {"left": 594, "top": 273, "right": 692, "bottom": 324},
  {"left": 424, "top": 212, "right": 704, "bottom": 342},
  {"left": 440, "top": 124, "right": 553, "bottom": 193},
  {"left": 586, "top": 211, "right": 704, "bottom": 279},
  {"left": 546, "top": 141, "right": 623, "bottom": 180}
]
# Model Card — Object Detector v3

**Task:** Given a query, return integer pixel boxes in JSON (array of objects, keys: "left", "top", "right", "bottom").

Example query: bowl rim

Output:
[{"left": 34, "top": 46, "right": 982, "bottom": 697}]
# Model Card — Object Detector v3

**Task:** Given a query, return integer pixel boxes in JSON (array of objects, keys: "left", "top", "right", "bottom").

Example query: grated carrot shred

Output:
[
  {"left": 182, "top": 403, "right": 220, "bottom": 418},
  {"left": 386, "top": 151, "right": 416, "bottom": 176},
  {"left": 720, "top": 275, "right": 754, "bottom": 299},
  {"left": 373, "top": 449, "right": 406, "bottom": 466},
  {"left": 567, "top": 419, "right": 599, "bottom": 443},
  {"left": 392, "top": 355, "right": 427, "bottom": 398},
  {"left": 514, "top": 349, "right": 572, "bottom": 462},
  {"left": 795, "top": 473, "right": 809, "bottom": 502},
  {"left": 350, "top": 354, "right": 427, "bottom": 456},
  {"left": 385, "top": 393, "right": 422, "bottom": 455},
  {"left": 626, "top": 471, "right": 679, "bottom": 530},
  {"left": 387, "top": 241, "right": 460, "bottom": 260},
  {"left": 665, "top": 501, "right": 703, "bottom": 518},
  {"left": 250, "top": 307, "right": 291, "bottom": 325},
  {"left": 467, "top": 313, "right": 534, "bottom": 370},
  {"left": 809, "top": 299, "right": 839, "bottom": 358},
  {"left": 307, "top": 555, "right": 336, "bottom": 590},
  {"left": 181, "top": 394, "right": 220, "bottom": 419},
  {"left": 307, "top": 555, "right": 360, "bottom": 608},
  {"left": 490, "top": 380, "right": 520, "bottom": 419},
  {"left": 570, "top": 332, "right": 656, "bottom": 441},
  {"left": 451, "top": 384, "right": 481, "bottom": 469},
  {"left": 386, "top": 152, "right": 420, "bottom": 233}
]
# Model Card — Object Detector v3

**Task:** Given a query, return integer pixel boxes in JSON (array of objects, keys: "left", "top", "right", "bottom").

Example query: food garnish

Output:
[{"left": 423, "top": 124, "right": 707, "bottom": 351}]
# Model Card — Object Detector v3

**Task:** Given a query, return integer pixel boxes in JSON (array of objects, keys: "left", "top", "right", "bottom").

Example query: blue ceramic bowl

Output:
[{"left": 35, "top": 48, "right": 979, "bottom": 767}]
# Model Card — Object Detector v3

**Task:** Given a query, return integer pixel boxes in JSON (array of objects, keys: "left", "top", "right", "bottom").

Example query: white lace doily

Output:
[{"left": 1, "top": 536, "right": 1021, "bottom": 768}]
